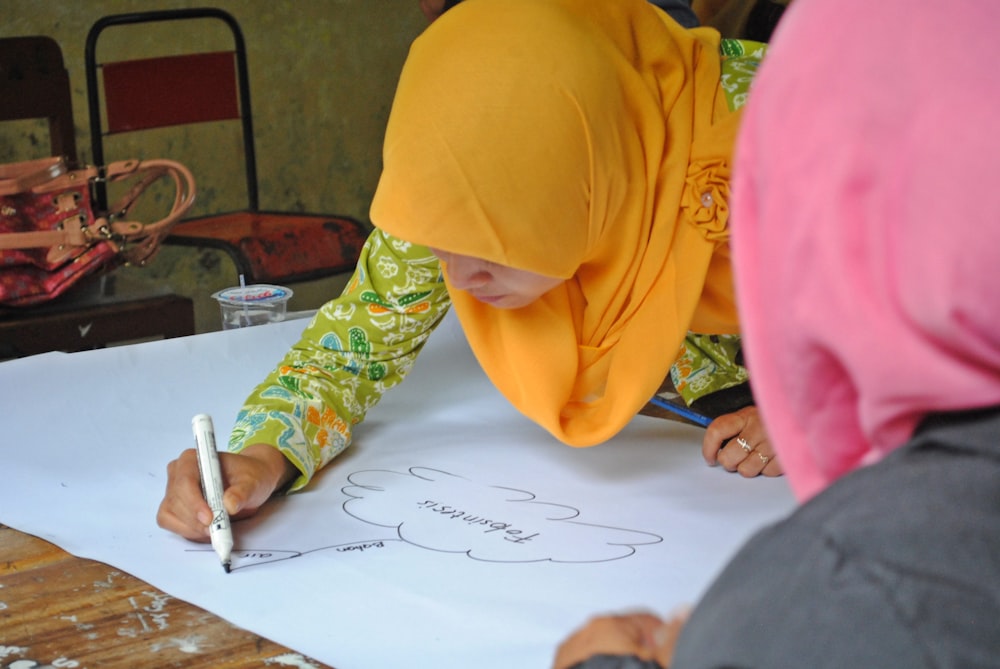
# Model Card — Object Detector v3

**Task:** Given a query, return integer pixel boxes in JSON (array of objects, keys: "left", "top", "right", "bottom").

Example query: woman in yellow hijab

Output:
[
  {"left": 373, "top": 0, "right": 764, "bottom": 451},
  {"left": 157, "top": 0, "right": 776, "bottom": 544}
]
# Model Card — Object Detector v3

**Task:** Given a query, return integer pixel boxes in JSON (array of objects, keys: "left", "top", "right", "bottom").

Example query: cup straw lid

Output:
[{"left": 212, "top": 284, "right": 293, "bottom": 305}]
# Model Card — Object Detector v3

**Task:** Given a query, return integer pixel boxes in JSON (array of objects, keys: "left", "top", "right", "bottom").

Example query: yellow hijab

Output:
[{"left": 371, "top": 0, "right": 741, "bottom": 446}]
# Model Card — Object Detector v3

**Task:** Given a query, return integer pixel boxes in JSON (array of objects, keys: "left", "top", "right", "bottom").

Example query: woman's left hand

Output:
[{"left": 702, "top": 406, "right": 782, "bottom": 477}]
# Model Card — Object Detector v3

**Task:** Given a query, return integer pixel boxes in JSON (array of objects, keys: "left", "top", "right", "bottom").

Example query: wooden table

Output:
[{"left": 0, "top": 524, "right": 332, "bottom": 668}]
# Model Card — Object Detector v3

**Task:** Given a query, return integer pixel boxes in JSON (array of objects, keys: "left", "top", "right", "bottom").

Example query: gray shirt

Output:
[{"left": 672, "top": 407, "right": 1000, "bottom": 668}]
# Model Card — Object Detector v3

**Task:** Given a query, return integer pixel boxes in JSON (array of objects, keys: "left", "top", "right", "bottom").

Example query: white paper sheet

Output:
[{"left": 0, "top": 312, "right": 795, "bottom": 668}]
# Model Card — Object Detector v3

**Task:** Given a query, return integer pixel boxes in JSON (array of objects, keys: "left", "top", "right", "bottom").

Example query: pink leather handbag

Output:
[{"left": 0, "top": 156, "right": 195, "bottom": 306}]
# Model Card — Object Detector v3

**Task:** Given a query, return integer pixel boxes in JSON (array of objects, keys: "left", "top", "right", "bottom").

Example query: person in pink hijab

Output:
[
  {"left": 733, "top": 0, "right": 1000, "bottom": 502},
  {"left": 554, "top": 0, "right": 1000, "bottom": 666}
]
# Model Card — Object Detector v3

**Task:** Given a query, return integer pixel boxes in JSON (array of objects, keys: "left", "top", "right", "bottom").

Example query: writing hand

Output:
[
  {"left": 156, "top": 443, "right": 297, "bottom": 541},
  {"left": 701, "top": 406, "right": 782, "bottom": 477}
]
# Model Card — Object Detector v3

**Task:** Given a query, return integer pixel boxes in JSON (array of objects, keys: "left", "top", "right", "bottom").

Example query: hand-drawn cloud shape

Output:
[{"left": 341, "top": 467, "right": 662, "bottom": 563}]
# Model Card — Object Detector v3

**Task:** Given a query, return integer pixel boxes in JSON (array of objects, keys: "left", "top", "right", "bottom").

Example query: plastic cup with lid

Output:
[{"left": 212, "top": 284, "right": 294, "bottom": 329}]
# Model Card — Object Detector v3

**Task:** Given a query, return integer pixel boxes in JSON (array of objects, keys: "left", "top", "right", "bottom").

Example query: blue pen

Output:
[{"left": 648, "top": 395, "right": 713, "bottom": 427}]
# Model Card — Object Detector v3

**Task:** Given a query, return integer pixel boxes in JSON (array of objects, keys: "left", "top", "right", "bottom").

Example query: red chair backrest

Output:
[
  {"left": 101, "top": 51, "right": 240, "bottom": 133},
  {"left": 86, "top": 9, "right": 260, "bottom": 210}
]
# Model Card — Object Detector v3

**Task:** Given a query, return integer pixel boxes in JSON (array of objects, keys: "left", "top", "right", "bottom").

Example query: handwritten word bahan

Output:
[{"left": 336, "top": 541, "right": 385, "bottom": 553}]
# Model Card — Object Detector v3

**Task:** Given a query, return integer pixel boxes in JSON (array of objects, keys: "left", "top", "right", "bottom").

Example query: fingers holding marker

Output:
[
  {"left": 704, "top": 410, "right": 762, "bottom": 470},
  {"left": 721, "top": 434, "right": 781, "bottom": 477},
  {"left": 702, "top": 406, "right": 783, "bottom": 477},
  {"left": 736, "top": 446, "right": 781, "bottom": 478},
  {"left": 156, "top": 448, "right": 212, "bottom": 541},
  {"left": 702, "top": 414, "right": 737, "bottom": 466},
  {"left": 715, "top": 434, "right": 755, "bottom": 471}
]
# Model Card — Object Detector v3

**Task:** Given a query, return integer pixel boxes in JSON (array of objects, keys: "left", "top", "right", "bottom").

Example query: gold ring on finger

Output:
[
  {"left": 737, "top": 436, "right": 752, "bottom": 453},
  {"left": 758, "top": 452, "right": 770, "bottom": 466}
]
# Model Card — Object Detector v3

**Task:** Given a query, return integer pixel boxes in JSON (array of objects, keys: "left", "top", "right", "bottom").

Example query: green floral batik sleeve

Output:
[
  {"left": 718, "top": 38, "right": 767, "bottom": 112},
  {"left": 229, "top": 228, "right": 451, "bottom": 491}
]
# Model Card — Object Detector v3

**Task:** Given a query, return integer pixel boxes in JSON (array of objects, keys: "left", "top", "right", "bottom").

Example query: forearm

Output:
[{"left": 229, "top": 229, "right": 451, "bottom": 491}]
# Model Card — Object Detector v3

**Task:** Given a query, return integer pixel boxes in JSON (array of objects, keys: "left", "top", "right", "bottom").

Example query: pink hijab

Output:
[{"left": 732, "top": 0, "right": 1000, "bottom": 500}]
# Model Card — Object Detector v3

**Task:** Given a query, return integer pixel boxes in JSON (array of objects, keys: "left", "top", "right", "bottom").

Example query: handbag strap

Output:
[
  {"left": 0, "top": 159, "right": 196, "bottom": 260},
  {"left": 0, "top": 157, "right": 68, "bottom": 196},
  {"left": 106, "top": 159, "right": 197, "bottom": 264}
]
